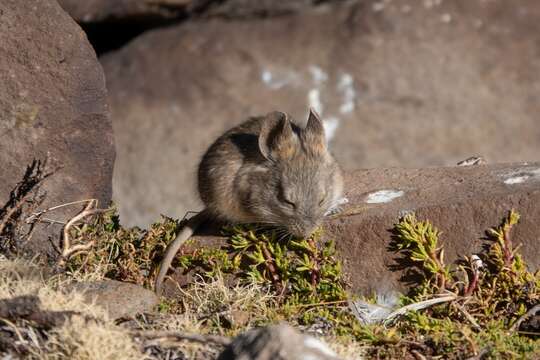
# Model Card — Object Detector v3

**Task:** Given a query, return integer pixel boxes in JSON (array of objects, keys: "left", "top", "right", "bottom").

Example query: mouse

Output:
[{"left": 154, "top": 109, "right": 343, "bottom": 293}]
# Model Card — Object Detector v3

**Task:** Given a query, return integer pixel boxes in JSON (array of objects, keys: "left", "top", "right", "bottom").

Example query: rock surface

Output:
[
  {"left": 58, "top": 0, "right": 192, "bottom": 23},
  {"left": 0, "top": 0, "right": 114, "bottom": 255},
  {"left": 102, "top": 0, "right": 540, "bottom": 227},
  {"left": 218, "top": 323, "right": 341, "bottom": 360},
  {"left": 162, "top": 163, "right": 540, "bottom": 295},
  {"left": 328, "top": 162, "right": 540, "bottom": 294},
  {"left": 58, "top": 0, "right": 340, "bottom": 23},
  {"left": 69, "top": 280, "right": 159, "bottom": 319}
]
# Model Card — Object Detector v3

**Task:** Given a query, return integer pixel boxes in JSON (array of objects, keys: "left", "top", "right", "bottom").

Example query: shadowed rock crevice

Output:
[{"left": 59, "top": 0, "right": 348, "bottom": 55}]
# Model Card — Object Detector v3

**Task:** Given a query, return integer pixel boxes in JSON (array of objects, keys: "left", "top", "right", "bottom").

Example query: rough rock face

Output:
[
  {"left": 102, "top": 0, "right": 540, "bottom": 227},
  {"left": 328, "top": 162, "right": 540, "bottom": 294},
  {"left": 57, "top": 0, "right": 192, "bottom": 23},
  {"left": 68, "top": 280, "right": 159, "bottom": 319},
  {"left": 0, "top": 0, "right": 114, "bottom": 255},
  {"left": 58, "top": 0, "right": 342, "bottom": 23},
  {"left": 162, "top": 163, "right": 540, "bottom": 295},
  {"left": 218, "top": 323, "right": 341, "bottom": 360}
]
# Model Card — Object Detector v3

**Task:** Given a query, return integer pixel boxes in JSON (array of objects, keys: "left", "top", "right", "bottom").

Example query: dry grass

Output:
[
  {"left": 323, "top": 336, "right": 367, "bottom": 360},
  {"left": 176, "top": 273, "right": 277, "bottom": 330},
  {"left": 143, "top": 273, "right": 364, "bottom": 359},
  {"left": 0, "top": 257, "right": 145, "bottom": 360},
  {"left": 39, "top": 317, "right": 145, "bottom": 360}
]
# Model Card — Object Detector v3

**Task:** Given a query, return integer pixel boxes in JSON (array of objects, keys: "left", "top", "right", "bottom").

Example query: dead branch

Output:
[
  {"left": 0, "top": 191, "right": 35, "bottom": 236},
  {"left": 25, "top": 199, "right": 100, "bottom": 224},
  {"left": 0, "top": 157, "right": 58, "bottom": 255},
  {"left": 383, "top": 294, "right": 458, "bottom": 325},
  {"left": 452, "top": 302, "right": 481, "bottom": 330},
  {"left": 57, "top": 199, "right": 109, "bottom": 267}
]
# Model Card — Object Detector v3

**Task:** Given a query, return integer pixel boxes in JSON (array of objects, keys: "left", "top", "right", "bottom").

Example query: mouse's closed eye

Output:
[
  {"left": 318, "top": 192, "right": 327, "bottom": 207},
  {"left": 278, "top": 183, "right": 297, "bottom": 209}
]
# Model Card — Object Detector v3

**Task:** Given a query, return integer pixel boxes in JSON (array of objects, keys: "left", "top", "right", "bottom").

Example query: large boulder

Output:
[
  {"left": 0, "top": 0, "right": 114, "bottom": 256},
  {"left": 57, "top": 0, "right": 192, "bottom": 23},
  {"left": 328, "top": 162, "right": 540, "bottom": 294},
  {"left": 102, "top": 0, "right": 540, "bottom": 226}
]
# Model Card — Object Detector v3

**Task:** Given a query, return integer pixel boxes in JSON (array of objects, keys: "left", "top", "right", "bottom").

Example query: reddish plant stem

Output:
[
  {"left": 260, "top": 242, "right": 282, "bottom": 294},
  {"left": 502, "top": 224, "right": 514, "bottom": 268},
  {"left": 464, "top": 270, "right": 479, "bottom": 297}
]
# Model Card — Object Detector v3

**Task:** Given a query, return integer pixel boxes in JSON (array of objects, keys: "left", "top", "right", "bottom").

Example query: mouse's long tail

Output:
[{"left": 154, "top": 210, "right": 208, "bottom": 294}]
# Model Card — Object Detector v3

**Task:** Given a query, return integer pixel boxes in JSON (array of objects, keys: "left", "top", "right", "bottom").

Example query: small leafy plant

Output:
[
  {"left": 173, "top": 224, "right": 353, "bottom": 334},
  {"left": 376, "top": 210, "right": 540, "bottom": 359}
]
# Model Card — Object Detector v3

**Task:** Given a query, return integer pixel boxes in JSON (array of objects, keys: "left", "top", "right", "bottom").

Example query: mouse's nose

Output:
[{"left": 290, "top": 223, "right": 317, "bottom": 239}]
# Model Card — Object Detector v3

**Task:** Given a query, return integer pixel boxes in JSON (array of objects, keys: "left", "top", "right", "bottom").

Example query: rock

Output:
[
  {"left": 57, "top": 0, "right": 193, "bottom": 23},
  {"left": 58, "top": 0, "right": 339, "bottom": 23},
  {"left": 201, "top": 0, "right": 344, "bottom": 19},
  {"left": 69, "top": 280, "right": 159, "bottom": 319},
  {"left": 327, "top": 162, "right": 540, "bottom": 294},
  {"left": 163, "top": 163, "right": 540, "bottom": 296},
  {"left": 0, "top": 0, "right": 114, "bottom": 257},
  {"left": 218, "top": 323, "right": 341, "bottom": 360},
  {"left": 102, "top": 0, "right": 540, "bottom": 227}
]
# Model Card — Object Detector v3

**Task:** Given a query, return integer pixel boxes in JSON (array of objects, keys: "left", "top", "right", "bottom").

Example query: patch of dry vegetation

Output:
[{"left": 0, "top": 257, "right": 145, "bottom": 360}]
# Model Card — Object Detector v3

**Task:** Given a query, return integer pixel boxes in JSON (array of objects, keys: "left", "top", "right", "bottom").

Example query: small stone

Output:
[{"left": 68, "top": 280, "right": 159, "bottom": 320}]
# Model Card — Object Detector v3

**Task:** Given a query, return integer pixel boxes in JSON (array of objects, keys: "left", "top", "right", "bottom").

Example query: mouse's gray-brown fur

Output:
[{"left": 155, "top": 109, "right": 343, "bottom": 293}]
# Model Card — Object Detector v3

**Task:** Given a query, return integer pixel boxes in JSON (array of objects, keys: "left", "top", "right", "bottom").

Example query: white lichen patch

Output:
[
  {"left": 261, "top": 68, "right": 299, "bottom": 89},
  {"left": 504, "top": 175, "right": 530, "bottom": 185},
  {"left": 308, "top": 65, "right": 328, "bottom": 85},
  {"left": 261, "top": 64, "right": 358, "bottom": 144},
  {"left": 323, "top": 116, "right": 339, "bottom": 141},
  {"left": 308, "top": 88, "right": 324, "bottom": 114},
  {"left": 502, "top": 168, "right": 540, "bottom": 185},
  {"left": 365, "top": 190, "right": 404, "bottom": 204},
  {"left": 337, "top": 73, "right": 356, "bottom": 114}
]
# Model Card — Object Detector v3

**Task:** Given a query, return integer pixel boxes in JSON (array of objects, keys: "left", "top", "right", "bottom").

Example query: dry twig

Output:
[
  {"left": 452, "top": 301, "right": 481, "bottom": 330},
  {"left": 57, "top": 199, "right": 109, "bottom": 267},
  {"left": 383, "top": 294, "right": 458, "bottom": 325}
]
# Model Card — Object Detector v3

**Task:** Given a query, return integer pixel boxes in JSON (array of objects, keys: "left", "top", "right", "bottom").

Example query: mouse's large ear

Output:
[
  {"left": 259, "top": 111, "right": 297, "bottom": 160},
  {"left": 302, "top": 108, "right": 327, "bottom": 155}
]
